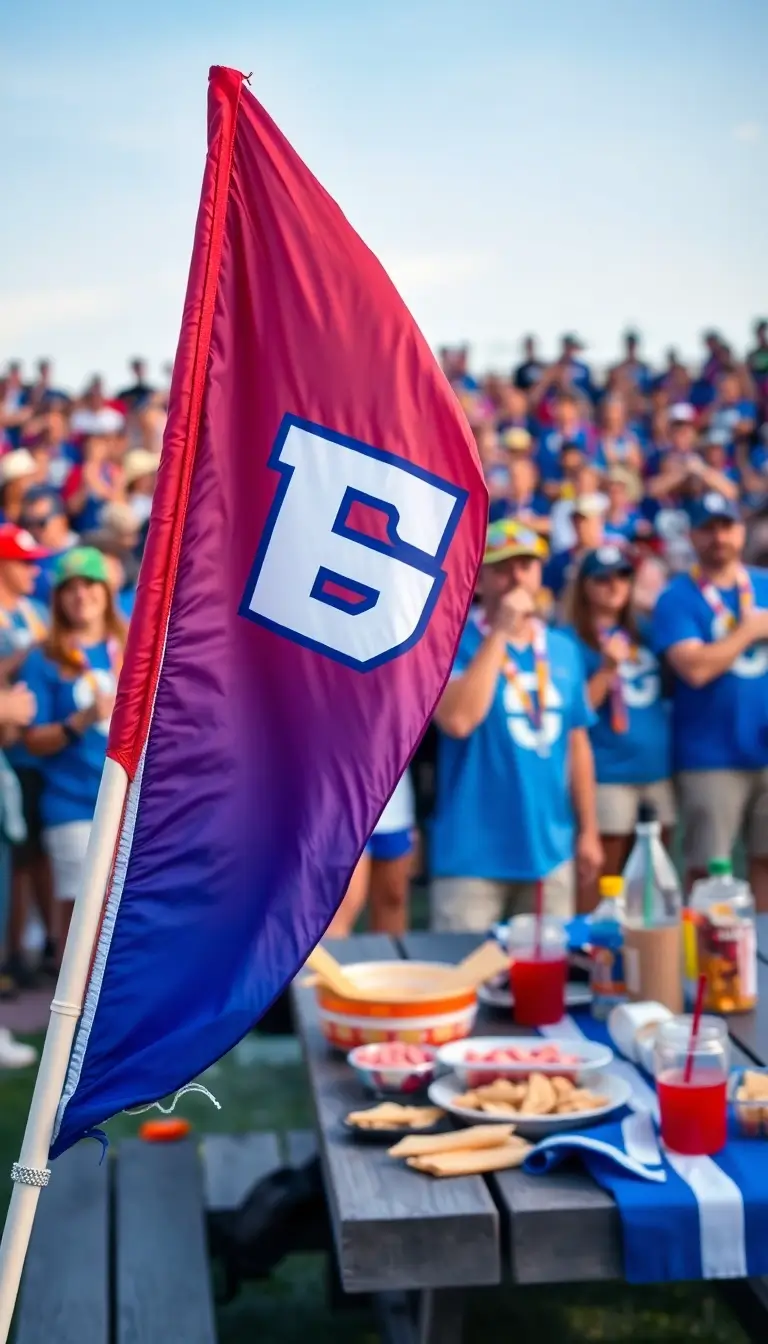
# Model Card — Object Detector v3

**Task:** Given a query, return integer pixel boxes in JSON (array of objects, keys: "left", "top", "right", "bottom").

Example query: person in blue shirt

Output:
[
  {"left": 326, "top": 769, "right": 416, "bottom": 937},
  {"left": 429, "top": 519, "right": 602, "bottom": 930},
  {"left": 651, "top": 493, "right": 768, "bottom": 907},
  {"left": 21, "top": 547, "right": 128, "bottom": 958},
  {"left": 708, "top": 369, "right": 757, "bottom": 444},
  {"left": 486, "top": 441, "right": 551, "bottom": 533},
  {"left": 562, "top": 545, "right": 674, "bottom": 903},
  {"left": 537, "top": 391, "right": 595, "bottom": 490},
  {"left": 603, "top": 466, "right": 642, "bottom": 543}
]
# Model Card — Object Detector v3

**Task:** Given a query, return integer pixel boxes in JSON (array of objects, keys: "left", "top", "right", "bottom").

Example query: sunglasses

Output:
[{"left": 20, "top": 514, "right": 54, "bottom": 529}]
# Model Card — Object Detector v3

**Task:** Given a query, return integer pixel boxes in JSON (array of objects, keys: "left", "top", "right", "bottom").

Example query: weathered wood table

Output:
[{"left": 292, "top": 925, "right": 768, "bottom": 1344}]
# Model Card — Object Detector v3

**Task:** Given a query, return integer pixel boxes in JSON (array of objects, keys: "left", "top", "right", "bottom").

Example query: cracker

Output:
[
  {"left": 405, "top": 1140, "right": 532, "bottom": 1177},
  {"left": 388, "top": 1124, "right": 515, "bottom": 1158}
]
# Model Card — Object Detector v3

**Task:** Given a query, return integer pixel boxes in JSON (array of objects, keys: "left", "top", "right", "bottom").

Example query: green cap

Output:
[
  {"left": 53, "top": 546, "right": 109, "bottom": 589},
  {"left": 708, "top": 857, "right": 732, "bottom": 876}
]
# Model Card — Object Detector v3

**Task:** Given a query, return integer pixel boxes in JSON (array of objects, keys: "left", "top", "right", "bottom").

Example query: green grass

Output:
[{"left": 0, "top": 1028, "right": 749, "bottom": 1343}]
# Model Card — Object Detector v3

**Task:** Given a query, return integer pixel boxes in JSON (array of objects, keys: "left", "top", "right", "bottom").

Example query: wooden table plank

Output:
[
  {"left": 292, "top": 933, "right": 500, "bottom": 1294},
  {"left": 202, "top": 1132, "right": 282, "bottom": 1211},
  {"left": 116, "top": 1138, "right": 217, "bottom": 1344},
  {"left": 15, "top": 1144, "right": 109, "bottom": 1344}
]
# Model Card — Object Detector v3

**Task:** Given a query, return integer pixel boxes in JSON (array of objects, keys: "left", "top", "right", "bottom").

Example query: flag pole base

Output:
[{"left": 0, "top": 757, "right": 128, "bottom": 1343}]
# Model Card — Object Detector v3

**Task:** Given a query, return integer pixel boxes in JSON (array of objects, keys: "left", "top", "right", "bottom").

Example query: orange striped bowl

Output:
[{"left": 315, "top": 961, "right": 478, "bottom": 1051}]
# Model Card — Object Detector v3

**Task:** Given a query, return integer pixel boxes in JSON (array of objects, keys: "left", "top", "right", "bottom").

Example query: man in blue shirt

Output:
[
  {"left": 651, "top": 493, "right": 768, "bottom": 907},
  {"left": 429, "top": 519, "right": 602, "bottom": 929}
]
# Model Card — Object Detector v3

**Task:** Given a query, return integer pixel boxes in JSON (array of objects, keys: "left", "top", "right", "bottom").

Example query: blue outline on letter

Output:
[{"left": 238, "top": 413, "right": 468, "bottom": 671}]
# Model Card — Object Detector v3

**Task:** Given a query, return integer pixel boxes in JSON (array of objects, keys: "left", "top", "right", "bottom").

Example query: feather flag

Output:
[{"left": 50, "top": 66, "right": 486, "bottom": 1157}]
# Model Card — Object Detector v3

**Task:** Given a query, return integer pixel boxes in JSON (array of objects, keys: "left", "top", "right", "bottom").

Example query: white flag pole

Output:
[{"left": 0, "top": 757, "right": 128, "bottom": 1342}]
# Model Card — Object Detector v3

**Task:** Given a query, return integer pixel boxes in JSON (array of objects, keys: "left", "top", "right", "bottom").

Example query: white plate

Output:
[
  {"left": 428, "top": 1071, "right": 632, "bottom": 1138},
  {"left": 436, "top": 1035, "right": 613, "bottom": 1087},
  {"left": 477, "top": 980, "right": 592, "bottom": 1011}
]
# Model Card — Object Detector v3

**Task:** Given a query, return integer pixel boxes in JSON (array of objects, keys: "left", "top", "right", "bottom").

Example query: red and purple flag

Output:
[{"left": 50, "top": 66, "right": 486, "bottom": 1156}]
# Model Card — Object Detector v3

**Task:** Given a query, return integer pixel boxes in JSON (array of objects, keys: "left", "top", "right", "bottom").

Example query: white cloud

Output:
[{"left": 733, "top": 121, "right": 762, "bottom": 144}]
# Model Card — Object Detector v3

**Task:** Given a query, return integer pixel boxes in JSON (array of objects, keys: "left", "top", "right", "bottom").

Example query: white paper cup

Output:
[{"left": 608, "top": 1001, "right": 673, "bottom": 1065}]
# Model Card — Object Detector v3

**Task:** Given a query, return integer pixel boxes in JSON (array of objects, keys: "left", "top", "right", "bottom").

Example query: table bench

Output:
[
  {"left": 14, "top": 1129, "right": 315, "bottom": 1344},
  {"left": 291, "top": 928, "right": 768, "bottom": 1344}
]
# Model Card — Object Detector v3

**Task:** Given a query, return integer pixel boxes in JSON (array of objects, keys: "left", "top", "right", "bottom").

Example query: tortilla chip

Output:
[{"left": 388, "top": 1124, "right": 515, "bottom": 1158}]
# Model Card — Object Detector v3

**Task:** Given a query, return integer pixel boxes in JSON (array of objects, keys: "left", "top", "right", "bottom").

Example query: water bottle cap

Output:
[
  {"left": 637, "top": 801, "right": 657, "bottom": 824},
  {"left": 599, "top": 875, "right": 624, "bottom": 899},
  {"left": 707, "top": 856, "right": 732, "bottom": 876}
]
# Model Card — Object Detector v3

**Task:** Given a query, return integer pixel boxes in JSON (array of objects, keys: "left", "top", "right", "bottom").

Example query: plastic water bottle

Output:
[
  {"left": 689, "top": 857, "right": 757, "bottom": 1014},
  {"left": 622, "top": 801, "right": 683, "bottom": 1013},
  {"left": 589, "top": 876, "right": 627, "bottom": 1020}
]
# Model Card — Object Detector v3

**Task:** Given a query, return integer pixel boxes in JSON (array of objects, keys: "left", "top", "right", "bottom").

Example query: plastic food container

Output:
[
  {"left": 347, "top": 1043, "right": 438, "bottom": 1095},
  {"left": 436, "top": 1036, "right": 613, "bottom": 1087},
  {"left": 315, "top": 961, "right": 478, "bottom": 1051},
  {"left": 729, "top": 1067, "right": 768, "bottom": 1138}
]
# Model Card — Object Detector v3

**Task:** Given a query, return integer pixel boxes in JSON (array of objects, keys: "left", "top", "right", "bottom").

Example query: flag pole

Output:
[{"left": 0, "top": 757, "right": 128, "bottom": 1342}]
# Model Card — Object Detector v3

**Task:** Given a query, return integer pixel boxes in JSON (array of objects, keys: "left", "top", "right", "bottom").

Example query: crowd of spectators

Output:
[
  {"left": 0, "top": 358, "right": 165, "bottom": 1066},
  {"left": 2, "top": 325, "right": 768, "bottom": 1066}
]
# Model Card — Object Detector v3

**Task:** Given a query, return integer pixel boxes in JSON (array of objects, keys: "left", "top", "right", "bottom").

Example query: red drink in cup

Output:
[
  {"left": 510, "top": 954, "right": 567, "bottom": 1026},
  {"left": 506, "top": 914, "right": 568, "bottom": 1027},
  {"left": 657, "top": 1069, "right": 727, "bottom": 1155},
  {"left": 654, "top": 1016, "right": 729, "bottom": 1156}
]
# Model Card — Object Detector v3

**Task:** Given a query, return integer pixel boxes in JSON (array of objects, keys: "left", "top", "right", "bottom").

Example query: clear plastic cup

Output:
[
  {"left": 507, "top": 915, "right": 568, "bottom": 1026},
  {"left": 654, "top": 1015, "right": 729, "bottom": 1155}
]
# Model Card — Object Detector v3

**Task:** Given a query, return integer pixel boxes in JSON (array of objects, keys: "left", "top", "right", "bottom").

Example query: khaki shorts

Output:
[
  {"left": 430, "top": 860, "right": 574, "bottom": 932},
  {"left": 596, "top": 779, "right": 676, "bottom": 837},
  {"left": 676, "top": 769, "right": 768, "bottom": 870}
]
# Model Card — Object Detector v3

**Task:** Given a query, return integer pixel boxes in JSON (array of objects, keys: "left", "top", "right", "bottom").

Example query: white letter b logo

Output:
[{"left": 240, "top": 417, "right": 468, "bottom": 670}]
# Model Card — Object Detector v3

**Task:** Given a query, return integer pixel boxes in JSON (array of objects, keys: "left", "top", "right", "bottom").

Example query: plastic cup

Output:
[
  {"left": 507, "top": 915, "right": 568, "bottom": 1027},
  {"left": 654, "top": 1015, "right": 729, "bottom": 1155}
]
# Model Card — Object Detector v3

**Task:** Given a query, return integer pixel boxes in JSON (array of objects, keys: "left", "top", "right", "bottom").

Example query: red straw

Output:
[
  {"left": 534, "top": 880, "right": 544, "bottom": 960},
  {"left": 683, "top": 974, "right": 707, "bottom": 1084}
]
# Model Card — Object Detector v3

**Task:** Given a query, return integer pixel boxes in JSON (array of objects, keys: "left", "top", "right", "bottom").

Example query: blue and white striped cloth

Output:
[{"left": 523, "top": 1010, "right": 768, "bottom": 1283}]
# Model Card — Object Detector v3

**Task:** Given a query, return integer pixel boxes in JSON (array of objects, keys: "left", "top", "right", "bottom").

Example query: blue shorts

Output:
[{"left": 365, "top": 827, "right": 414, "bottom": 862}]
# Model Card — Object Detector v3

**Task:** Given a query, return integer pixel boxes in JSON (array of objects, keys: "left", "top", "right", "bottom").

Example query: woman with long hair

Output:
[
  {"left": 20, "top": 547, "right": 127, "bottom": 958},
  {"left": 563, "top": 544, "right": 674, "bottom": 909}
]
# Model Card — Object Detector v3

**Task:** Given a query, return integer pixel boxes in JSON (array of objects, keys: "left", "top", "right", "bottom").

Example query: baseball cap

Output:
[
  {"left": 501, "top": 427, "right": 532, "bottom": 453},
  {"left": 579, "top": 544, "right": 634, "bottom": 581},
  {"left": 573, "top": 491, "right": 609, "bottom": 518},
  {"left": 0, "top": 449, "right": 37, "bottom": 487},
  {"left": 670, "top": 403, "right": 695, "bottom": 425},
  {"left": 688, "top": 492, "right": 741, "bottom": 529},
  {"left": 53, "top": 546, "right": 110, "bottom": 588},
  {"left": 123, "top": 448, "right": 161, "bottom": 487},
  {"left": 0, "top": 524, "right": 50, "bottom": 563},
  {"left": 484, "top": 519, "right": 548, "bottom": 565}
]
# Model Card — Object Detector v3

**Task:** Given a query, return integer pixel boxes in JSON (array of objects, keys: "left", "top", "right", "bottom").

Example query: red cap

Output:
[{"left": 0, "top": 525, "right": 50, "bottom": 563}]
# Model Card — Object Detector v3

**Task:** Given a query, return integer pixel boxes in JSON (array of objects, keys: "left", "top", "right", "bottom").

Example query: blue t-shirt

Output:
[
  {"left": 537, "top": 428, "right": 593, "bottom": 482},
  {"left": 604, "top": 510, "right": 641, "bottom": 543},
  {"left": 487, "top": 491, "right": 551, "bottom": 526},
  {"left": 543, "top": 548, "right": 577, "bottom": 599},
  {"left": 22, "top": 642, "right": 118, "bottom": 826},
  {"left": 430, "top": 621, "right": 595, "bottom": 881},
  {"left": 0, "top": 599, "right": 49, "bottom": 770},
  {"left": 651, "top": 568, "right": 768, "bottom": 771},
  {"left": 565, "top": 629, "right": 671, "bottom": 786}
]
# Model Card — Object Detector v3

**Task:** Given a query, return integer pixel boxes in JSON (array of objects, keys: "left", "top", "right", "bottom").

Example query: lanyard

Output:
[
  {"left": 69, "top": 638, "right": 123, "bottom": 693},
  {"left": 691, "top": 565, "right": 754, "bottom": 632},
  {"left": 0, "top": 599, "right": 47, "bottom": 644},
  {"left": 597, "top": 627, "right": 636, "bottom": 735},
  {"left": 476, "top": 610, "right": 550, "bottom": 751}
]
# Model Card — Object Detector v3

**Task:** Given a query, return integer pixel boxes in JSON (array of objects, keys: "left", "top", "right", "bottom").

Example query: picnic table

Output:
[{"left": 291, "top": 918, "right": 768, "bottom": 1344}]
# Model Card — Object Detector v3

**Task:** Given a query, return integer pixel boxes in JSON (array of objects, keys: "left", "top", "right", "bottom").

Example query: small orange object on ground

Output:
[{"left": 138, "top": 1118, "right": 192, "bottom": 1142}]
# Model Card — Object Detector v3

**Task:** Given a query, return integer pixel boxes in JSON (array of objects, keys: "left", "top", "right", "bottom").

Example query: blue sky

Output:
[{"left": 2, "top": 0, "right": 766, "bottom": 389}]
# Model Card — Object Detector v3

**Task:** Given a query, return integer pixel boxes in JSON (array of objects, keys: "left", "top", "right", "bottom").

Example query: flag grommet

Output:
[{"left": 10, "top": 1164, "right": 50, "bottom": 1188}]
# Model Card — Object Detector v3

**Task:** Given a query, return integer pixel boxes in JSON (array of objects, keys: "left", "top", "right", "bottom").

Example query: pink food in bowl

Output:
[
  {"left": 349, "top": 1042, "right": 437, "bottom": 1094},
  {"left": 464, "top": 1044, "right": 582, "bottom": 1088}
]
